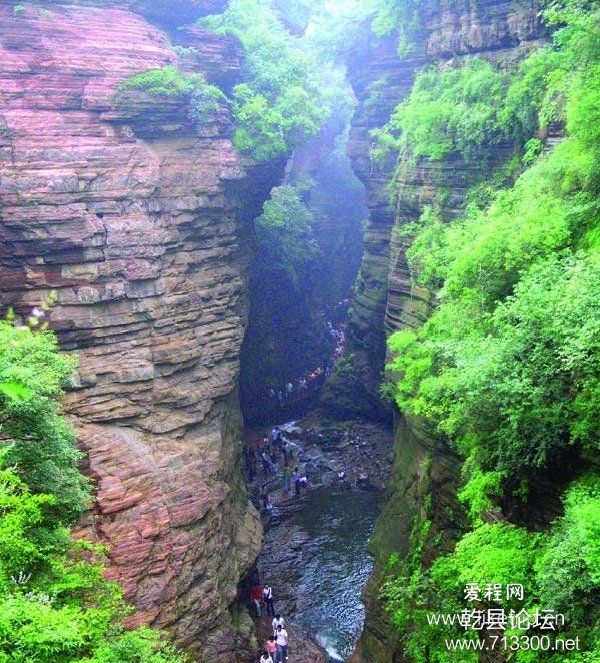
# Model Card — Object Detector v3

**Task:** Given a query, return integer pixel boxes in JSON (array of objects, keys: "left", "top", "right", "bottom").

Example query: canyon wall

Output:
[
  {"left": 342, "top": 1, "right": 546, "bottom": 660},
  {"left": 322, "top": 33, "right": 414, "bottom": 423},
  {"left": 0, "top": 1, "right": 282, "bottom": 658},
  {"left": 241, "top": 109, "right": 366, "bottom": 423}
]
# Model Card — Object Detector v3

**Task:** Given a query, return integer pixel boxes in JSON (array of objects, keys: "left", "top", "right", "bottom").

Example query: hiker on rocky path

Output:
[
  {"left": 263, "top": 584, "right": 275, "bottom": 616},
  {"left": 265, "top": 494, "right": 274, "bottom": 514},
  {"left": 250, "top": 583, "right": 262, "bottom": 617},
  {"left": 293, "top": 467, "right": 300, "bottom": 496},
  {"left": 245, "top": 447, "right": 257, "bottom": 482},
  {"left": 271, "top": 614, "right": 285, "bottom": 635},
  {"left": 260, "top": 484, "right": 269, "bottom": 511},
  {"left": 261, "top": 450, "right": 273, "bottom": 476},
  {"left": 282, "top": 441, "right": 290, "bottom": 466},
  {"left": 282, "top": 464, "right": 291, "bottom": 493},
  {"left": 266, "top": 635, "right": 278, "bottom": 661},
  {"left": 276, "top": 624, "right": 289, "bottom": 661},
  {"left": 260, "top": 650, "right": 273, "bottom": 663}
]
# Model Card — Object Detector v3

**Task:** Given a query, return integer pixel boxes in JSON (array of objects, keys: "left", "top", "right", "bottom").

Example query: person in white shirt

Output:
[
  {"left": 260, "top": 651, "right": 273, "bottom": 663},
  {"left": 263, "top": 584, "right": 275, "bottom": 616},
  {"left": 271, "top": 614, "right": 284, "bottom": 635},
  {"left": 276, "top": 625, "right": 288, "bottom": 661}
]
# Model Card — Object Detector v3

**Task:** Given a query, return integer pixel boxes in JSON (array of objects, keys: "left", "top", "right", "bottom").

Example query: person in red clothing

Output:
[{"left": 250, "top": 584, "right": 263, "bottom": 617}]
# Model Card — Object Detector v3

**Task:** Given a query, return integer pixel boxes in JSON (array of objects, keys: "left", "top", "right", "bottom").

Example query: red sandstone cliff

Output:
[{"left": 0, "top": 1, "right": 282, "bottom": 658}]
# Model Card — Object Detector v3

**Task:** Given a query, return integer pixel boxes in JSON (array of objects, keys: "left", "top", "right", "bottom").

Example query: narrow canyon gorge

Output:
[{"left": 1, "top": 0, "right": 599, "bottom": 662}]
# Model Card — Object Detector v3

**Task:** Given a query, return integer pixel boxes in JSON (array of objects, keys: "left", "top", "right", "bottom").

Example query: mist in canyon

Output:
[{"left": 1, "top": 0, "right": 600, "bottom": 662}]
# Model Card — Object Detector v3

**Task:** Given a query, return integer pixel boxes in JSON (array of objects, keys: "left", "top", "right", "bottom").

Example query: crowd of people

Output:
[
  {"left": 244, "top": 427, "right": 312, "bottom": 662},
  {"left": 249, "top": 580, "right": 290, "bottom": 663},
  {"left": 243, "top": 427, "right": 309, "bottom": 500},
  {"left": 266, "top": 320, "right": 347, "bottom": 406}
]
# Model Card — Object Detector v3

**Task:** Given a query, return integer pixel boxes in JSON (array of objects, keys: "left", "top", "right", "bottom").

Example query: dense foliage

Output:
[
  {"left": 383, "top": 476, "right": 600, "bottom": 662},
  {"left": 0, "top": 322, "right": 88, "bottom": 527},
  {"left": 0, "top": 321, "right": 185, "bottom": 662},
  {"left": 301, "top": 0, "right": 422, "bottom": 57},
  {"left": 388, "top": 0, "right": 600, "bottom": 498},
  {"left": 367, "top": 0, "right": 420, "bottom": 55},
  {"left": 201, "top": 0, "right": 330, "bottom": 160},
  {"left": 255, "top": 179, "right": 320, "bottom": 286},
  {"left": 382, "top": 0, "right": 600, "bottom": 659},
  {"left": 370, "top": 58, "right": 537, "bottom": 165}
]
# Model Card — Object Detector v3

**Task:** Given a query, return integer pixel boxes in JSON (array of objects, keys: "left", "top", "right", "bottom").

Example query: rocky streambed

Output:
[{"left": 244, "top": 416, "right": 394, "bottom": 662}]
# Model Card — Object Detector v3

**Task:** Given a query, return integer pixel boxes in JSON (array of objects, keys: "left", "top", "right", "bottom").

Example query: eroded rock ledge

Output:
[{"left": 0, "top": 1, "right": 282, "bottom": 658}]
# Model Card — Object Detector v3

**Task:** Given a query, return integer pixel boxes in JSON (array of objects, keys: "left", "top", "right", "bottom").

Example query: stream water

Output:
[
  {"left": 292, "top": 487, "right": 379, "bottom": 661},
  {"left": 262, "top": 485, "right": 380, "bottom": 661}
]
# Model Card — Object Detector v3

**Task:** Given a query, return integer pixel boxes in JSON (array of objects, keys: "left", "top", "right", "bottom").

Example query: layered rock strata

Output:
[
  {"left": 330, "top": 0, "right": 544, "bottom": 421},
  {"left": 0, "top": 1, "right": 282, "bottom": 658},
  {"left": 341, "top": 1, "right": 546, "bottom": 660}
]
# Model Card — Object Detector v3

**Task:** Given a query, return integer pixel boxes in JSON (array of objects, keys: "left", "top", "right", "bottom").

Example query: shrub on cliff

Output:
[
  {"left": 370, "top": 58, "right": 538, "bottom": 167},
  {"left": 383, "top": 479, "right": 600, "bottom": 661},
  {"left": 116, "top": 66, "right": 226, "bottom": 126},
  {"left": 0, "top": 320, "right": 186, "bottom": 662},
  {"left": 254, "top": 179, "right": 320, "bottom": 286},
  {"left": 118, "top": 66, "right": 200, "bottom": 98},
  {"left": 537, "top": 476, "right": 600, "bottom": 625},
  {"left": 373, "top": 0, "right": 600, "bottom": 172},
  {"left": 368, "top": 0, "right": 421, "bottom": 56}
]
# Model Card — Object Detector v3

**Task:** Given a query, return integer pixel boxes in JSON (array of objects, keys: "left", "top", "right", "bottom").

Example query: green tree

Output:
[
  {"left": 0, "top": 322, "right": 89, "bottom": 525},
  {"left": 202, "top": 0, "right": 329, "bottom": 159},
  {"left": 0, "top": 321, "right": 185, "bottom": 662}
]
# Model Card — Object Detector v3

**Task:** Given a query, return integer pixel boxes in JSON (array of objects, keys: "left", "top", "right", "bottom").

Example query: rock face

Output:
[
  {"left": 340, "top": 1, "right": 546, "bottom": 660},
  {"left": 332, "top": 0, "right": 544, "bottom": 422},
  {"left": 0, "top": 1, "right": 282, "bottom": 659},
  {"left": 328, "top": 34, "right": 417, "bottom": 423}
]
